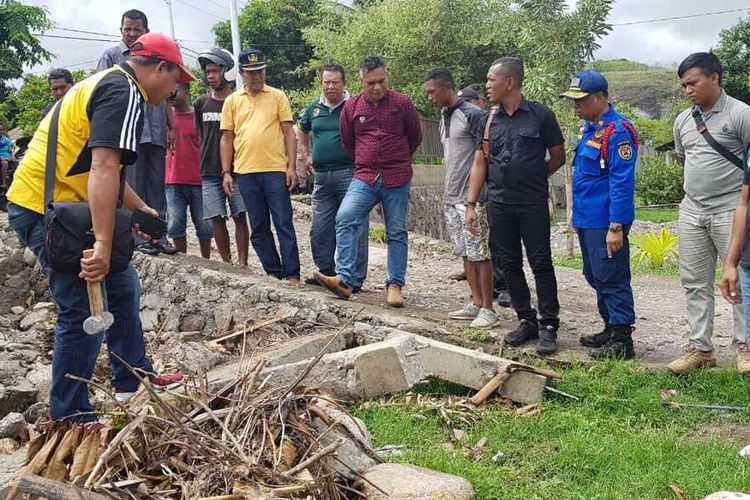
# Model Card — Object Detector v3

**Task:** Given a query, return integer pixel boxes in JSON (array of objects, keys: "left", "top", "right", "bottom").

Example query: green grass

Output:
[
  {"left": 354, "top": 362, "right": 750, "bottom": 499},
  {"left": 463, "top": 327, "right": 490, "bottom": 342},
  {"left": 552, "top": 254, "right": 723, "bottom": 282},
  {"left": 635, "top": 207, "right": 678, "bottom": 223},
  {"left": 369, "top": 225, "right": 387, "bottom": 244}
]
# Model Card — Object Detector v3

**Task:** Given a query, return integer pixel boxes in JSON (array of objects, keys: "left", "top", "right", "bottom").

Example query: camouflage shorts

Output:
[{"left": 443, "top": 203, "right": 490, "bottom": 262}]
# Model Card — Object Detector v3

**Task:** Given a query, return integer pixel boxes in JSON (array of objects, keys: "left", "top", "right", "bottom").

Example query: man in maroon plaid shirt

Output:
[{"left": 315, "top": 56, "right": 422, "bottom": 307}]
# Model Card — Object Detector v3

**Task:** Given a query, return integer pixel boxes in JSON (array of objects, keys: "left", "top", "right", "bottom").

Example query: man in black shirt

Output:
[
  {"left": 466, "top": 56, "right": 566, "bottom": 355},
  {"left": 195, "top": 48, "right": 249, "bottom": 266}
]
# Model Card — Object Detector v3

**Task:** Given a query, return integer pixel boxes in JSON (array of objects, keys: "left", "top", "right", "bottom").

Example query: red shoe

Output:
[{"left": 150, "top": 373, "right": 185, "bottom": 390}]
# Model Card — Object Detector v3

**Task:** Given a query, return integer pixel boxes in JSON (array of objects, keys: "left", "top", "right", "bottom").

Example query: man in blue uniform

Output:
[{"left": 561, "top": 70, "right": 639, "bottom": 359}]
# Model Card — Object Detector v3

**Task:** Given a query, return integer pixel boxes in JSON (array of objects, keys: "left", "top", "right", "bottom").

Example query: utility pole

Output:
[
  {"left": 228, "top": 0, "right": 242, "bottom": 88},
  {"left": 165, "top": 0, "right": 176, "bottom": 38}
]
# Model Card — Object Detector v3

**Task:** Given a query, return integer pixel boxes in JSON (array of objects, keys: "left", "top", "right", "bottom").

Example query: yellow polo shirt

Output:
[{"left": 220, "top": 84, "right": 293, "bottom": 174}]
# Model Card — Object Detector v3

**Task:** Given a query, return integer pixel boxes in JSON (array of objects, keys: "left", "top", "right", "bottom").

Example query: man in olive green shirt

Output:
[{"left": 297, "top": 63, "right": 368, "bottom": 289}]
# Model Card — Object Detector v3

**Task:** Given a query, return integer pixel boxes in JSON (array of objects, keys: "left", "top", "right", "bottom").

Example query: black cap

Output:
[
  {"left": 458, "top": 84, "right": 485, "bottom": 101},
  {"left": 238, "top": 48, "right": 266, "bottom": 71}
]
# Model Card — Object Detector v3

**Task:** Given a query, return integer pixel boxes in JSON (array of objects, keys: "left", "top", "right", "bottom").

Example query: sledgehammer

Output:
[{"left": 82, "top": 249, "right": 114, "bottom": 335}]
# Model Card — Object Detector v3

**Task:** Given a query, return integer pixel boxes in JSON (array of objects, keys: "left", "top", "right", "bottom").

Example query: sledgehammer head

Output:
[{"left": 83, "top": 311, "right": 114, "bottom": 335}]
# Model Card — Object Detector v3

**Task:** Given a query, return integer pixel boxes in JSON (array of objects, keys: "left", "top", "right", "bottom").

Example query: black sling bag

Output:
[
  {"left": 43, "top": 100, "right": 135, "bottom": 275},
  {"left": 691, "top": 106, "right": 744, "bottom": 171}
]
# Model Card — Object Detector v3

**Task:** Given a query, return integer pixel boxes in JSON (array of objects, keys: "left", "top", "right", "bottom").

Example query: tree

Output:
[
  {"left": 213, "top": 0, "right": 319, "bottom": 91},
  {"left": 0, "top": 70, "right": 87, "bottom": 135},
  {"left": 0, "top": 0, "right": 53, "bottom": 102},
  {"left": 303, "top": 0, "right": 612, "bottom": 116},
  {"left": 714, "top": 17, "right": 750, "bottom": 103}
]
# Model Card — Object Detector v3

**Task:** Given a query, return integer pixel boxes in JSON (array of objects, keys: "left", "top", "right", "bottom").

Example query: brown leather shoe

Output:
[
  {"left": 667, "top": 346, "right": 717, "bottom": 374},
  {"left": 386, "top": 284, "right": 404, "bottom": 308},
  {"left": 313, "top": 271, "right": 351, "bottom": 300}
]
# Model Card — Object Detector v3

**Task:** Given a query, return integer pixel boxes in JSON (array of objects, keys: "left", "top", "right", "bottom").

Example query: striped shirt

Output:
[{"left": 8, "top": 64, "right": 145, "bottom": 214}]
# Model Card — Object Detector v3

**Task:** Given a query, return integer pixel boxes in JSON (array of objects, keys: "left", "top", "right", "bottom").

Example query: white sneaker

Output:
[
  {"left": 470, "top": 308, "right": 499, "bottom": 329},
  {"left": 449, "top": 304, "right": 481, "bottom": 320}
]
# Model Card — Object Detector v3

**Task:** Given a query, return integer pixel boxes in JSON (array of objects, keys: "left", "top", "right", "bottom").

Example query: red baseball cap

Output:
[{"left": 129, "top": 32, "right": 196, "bottom": 84}]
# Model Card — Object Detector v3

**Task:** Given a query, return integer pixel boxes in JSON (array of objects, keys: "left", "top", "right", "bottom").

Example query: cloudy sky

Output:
[{"left": 22, "top": 0, "right": 750, "bottom": 75}]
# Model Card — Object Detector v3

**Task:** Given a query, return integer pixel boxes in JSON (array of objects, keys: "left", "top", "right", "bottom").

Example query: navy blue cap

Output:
[
  {"left": 238, "top": 48, "right": 266, "bottom": 71},
  {"left": 560, "top": 70, "right": 608, "bottom": 99}
]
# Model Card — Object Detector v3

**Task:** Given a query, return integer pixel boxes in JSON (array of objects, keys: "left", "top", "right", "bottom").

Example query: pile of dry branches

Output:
[{"left": 17, "top": 356, "right": 378, "bottom": 499}]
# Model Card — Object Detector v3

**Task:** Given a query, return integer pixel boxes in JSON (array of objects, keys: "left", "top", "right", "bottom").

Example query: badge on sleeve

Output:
[
  {"left": 617, "top": 141, "right": 633, "bottom": 161},
  {"left": 312, "top": 108, "right": 320, "bottom": 117}
]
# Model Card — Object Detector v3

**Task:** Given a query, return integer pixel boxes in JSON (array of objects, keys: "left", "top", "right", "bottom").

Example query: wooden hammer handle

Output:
[
  {"left": 82, "top": 249, "right": 104, "bottom": 316},
  {"left": 469, "top": 370, "right": 513, "bottom": 406}
]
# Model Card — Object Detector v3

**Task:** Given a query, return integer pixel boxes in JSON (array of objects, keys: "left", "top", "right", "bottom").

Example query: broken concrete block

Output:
[
  {"left": 0, "top": 413, "right": 26, "bottom": 440},
  {"left": 412, "top": 336, "right": 547, "bottom": 404},
  {"left": 209, "top": 331, "right": 353, "bottom": 383},
  {"left": 310, "top": 399, "right": 378, "bottom": 480},
  {"left": 359, "top": 463, "right": 475, "bottom": 499}
]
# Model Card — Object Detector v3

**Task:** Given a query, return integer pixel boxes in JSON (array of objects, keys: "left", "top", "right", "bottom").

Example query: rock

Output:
[
  {"left": 3, "top": 270, "right": 30, "bottom": 289},
  {"left": 316, "top": 311, "right": 340, "bottom": 327},
  {"left": 23, "top": 248, "right": 36, "bottom": 266},
  {"left": 155, "top": 339, "right": 230, "bottom": 375},
  {"left": 9, "top": 306, "right": 24, "bottom": 316},
  {"left": 360, "top": 464, "right": 475, "bottom": 499},
  {"left": 704, "top": 494, "right": 750, "bottom": 500},
  {"left": 26, "top": 364, "right": 52, "bottom": 404},
  {"left": 0, "top": 255, "right": 25, "bottom": 277},
  {"left": 0, "top": 317, "right": 10, "bottom": 329},
  {"left": 140, "top": 309, "right": 161, "bottom": 331},
  {"left": 32, "top": 302, "right": 55, "bottom": 311},
  {"left": 19, "top": 309, "right": 50, "bottom": 331},
  {"left": 310, "top": 399, "right": 377, "bottom": 480},
  {"left": 179, "top": 313, "right": 206, "bottom": 332},
  {"left": 22, "top": 402, "right": 48, "bottom": 423},
  {"left": 0, "top": 413, "right": 26, "bottom": 440}
]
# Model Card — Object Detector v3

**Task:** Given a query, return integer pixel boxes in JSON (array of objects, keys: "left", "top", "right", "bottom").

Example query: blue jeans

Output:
[
  {"left": 738, "top": 266, "right": 750, "bottom": 345},
  {"left": 235, "top": 172, "right": 300, "bottom": 279},
  {"left": 336, "top": 177, "right": 410, "bottom": 288},
  {"left": 165, "top": 184, "right": 212, "bottom": 240},
  {"left": 577, "top": 226, "right": 635, "bottom": 326},
  {"left": 310, "top": 169, "right": 368, "bottom": 286},
  {"left": 7, "top": 203, "right": 154, "bottom": 422}
]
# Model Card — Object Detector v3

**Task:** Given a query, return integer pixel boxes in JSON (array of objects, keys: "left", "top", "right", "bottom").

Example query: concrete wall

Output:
[{"left": 369, "top": 165, "right": 449, "bottom": 241}]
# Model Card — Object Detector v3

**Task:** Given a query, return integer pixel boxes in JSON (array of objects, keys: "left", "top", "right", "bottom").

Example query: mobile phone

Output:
[{"left": 131, "top": 209, "right": 167, "bottom": 240}]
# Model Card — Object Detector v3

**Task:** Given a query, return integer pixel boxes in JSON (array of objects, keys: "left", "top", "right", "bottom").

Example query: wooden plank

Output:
[{"left": 6, "top": 473, "right": 109, "bottom": 500}]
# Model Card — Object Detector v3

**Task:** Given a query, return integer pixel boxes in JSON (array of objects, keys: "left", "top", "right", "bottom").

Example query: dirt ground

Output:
[{"left": 182, "top": 203, "right": 737, "bottom": 369}]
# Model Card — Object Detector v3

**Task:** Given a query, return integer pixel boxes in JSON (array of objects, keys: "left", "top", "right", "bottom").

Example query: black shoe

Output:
[
  {"left": 496, "top": 291, "right": 512, "bottom": 308},
  {"left": 135, "top": 242, "right": 160, "bottom": 255},
  {"left": 579, "top": 323, "right": 612, "bottom": 348},
  {"left": 158, "top": 241, "right": 178, "bottom": 255},
  {"left": 504, "top": 319, "right": 539, "bottom": 346},
  {"left": 536, "top": 325, "right": 558, "bottom": 355},
  {"left": 590, "top": 326, "right": 635, "bottom": 359}
]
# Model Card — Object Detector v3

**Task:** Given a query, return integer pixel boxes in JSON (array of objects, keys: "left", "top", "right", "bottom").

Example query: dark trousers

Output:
[
  {"left": 490, "top": 243, "right": 508, "bottom": 296},
  {"left": 235, "top": 172, "right": 301, "bottom": 280},
  {"left": 488, "top": 202, "right": 559, "bottom": 328},
  {"left": 127, "top": 143, "right": 166, "bottom": 244},
  {"left": 578, "top": 226, "right": 635, "bottom": 326}
]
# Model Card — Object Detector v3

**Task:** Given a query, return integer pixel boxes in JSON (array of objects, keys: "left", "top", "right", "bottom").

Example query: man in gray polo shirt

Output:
[
  {"left": 669, "top": 52, "right": 750, "bottom": 374},
  {"left": 97, "top": 8, "right": 175, "bottom": 255},
  {"left": 425, "top": 68, "right": 497, "bottom": 329}
]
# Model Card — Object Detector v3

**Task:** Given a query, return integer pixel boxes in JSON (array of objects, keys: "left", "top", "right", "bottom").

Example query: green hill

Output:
[{"left": 586, "top": 59, "right": 684, "bottom": 119}]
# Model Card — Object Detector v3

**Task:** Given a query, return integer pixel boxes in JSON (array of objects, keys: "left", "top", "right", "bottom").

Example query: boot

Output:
[
  {"left": 504, "top": 319, "right": 539, "bottom": 346},
  {"left": 386, "top": 284, "right": 404, "bottom": 308},
  {"left": 536, "top": 324, "right": 558, "bottom": 355},
  {"left": 579, "top": 322, "right": 612, "bottom": 348},
  {"left": 590, "top": 325, "right": 635, "bottom": 360}
]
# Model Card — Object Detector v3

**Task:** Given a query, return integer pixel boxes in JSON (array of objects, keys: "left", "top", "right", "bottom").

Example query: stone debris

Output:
[
  {"left": 0, "top": 413, "right": 27, "bottom": 441},
  {"left": 359, "top": 463, "right": 475, "bottom": 499}
]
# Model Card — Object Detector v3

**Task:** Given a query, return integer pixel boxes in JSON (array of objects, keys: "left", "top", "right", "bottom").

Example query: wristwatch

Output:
[{"left": 608, "top": 224, "right": 622, "bottom": 233}]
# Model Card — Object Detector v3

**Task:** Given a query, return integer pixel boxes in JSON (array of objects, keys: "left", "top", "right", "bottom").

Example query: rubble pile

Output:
[{"left": 17, "top": 358, "right": 382, "bottom": 499}]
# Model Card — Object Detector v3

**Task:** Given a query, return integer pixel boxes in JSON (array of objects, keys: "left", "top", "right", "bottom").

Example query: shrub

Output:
[
  {"left": 630, "top": 228, "right": 679, "bottom": 268},
  {"left": 369, "top": 225, "right": 387, "bottom": 244},
  {"left": 636, "top": 155, "right": 684, "bottom": 205}
]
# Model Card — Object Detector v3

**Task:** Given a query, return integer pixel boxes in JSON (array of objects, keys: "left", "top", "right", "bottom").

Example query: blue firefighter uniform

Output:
[{"left": 572, "top": 105, "right": 638, "bottom": 328}]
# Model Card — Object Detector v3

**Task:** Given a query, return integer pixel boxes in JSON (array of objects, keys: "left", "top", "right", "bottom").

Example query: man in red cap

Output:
[{"left": 6, "top": 32, "right": 193, "bottom": 422}]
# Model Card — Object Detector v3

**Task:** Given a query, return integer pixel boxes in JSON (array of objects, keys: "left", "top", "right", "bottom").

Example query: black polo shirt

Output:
[{"left": 476, "top": 98, "right": 564, "bottom": 205}]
